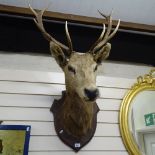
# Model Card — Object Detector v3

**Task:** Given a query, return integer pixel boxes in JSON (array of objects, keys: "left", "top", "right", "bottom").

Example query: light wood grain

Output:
[
  {"left": 0, "top": 107, "right": 119, "bottom": 123},
  {"left": 28, "top": 151, "right": 128, "bottom": 155},
  {"left": 0, "top": 93, "right": 121, "bottom": 110},
  {"left": 0, "top": 68, "right": 131, "bottom": 154},
  {"left": 0, "top": 4, "right": 154, "bottom": 32},
  {"left": 2, "top": 121, "right": 120, "bottom": 137},
  {"left": 0, "top": 81, "right": 127, "bottom": 99},
  {"left": 29, "top": 136, "right": 126, "bottom": 151},
  {"left": 0, "top": 69, "right": 135, "bottom": 88}
]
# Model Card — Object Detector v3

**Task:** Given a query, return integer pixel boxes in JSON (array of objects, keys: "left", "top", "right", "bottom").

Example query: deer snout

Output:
[{"left": 84, "top": 88, "right": 99, "bottom": 101}]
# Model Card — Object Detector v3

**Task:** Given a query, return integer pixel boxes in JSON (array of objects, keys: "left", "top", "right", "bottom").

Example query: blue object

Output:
[{"left": 0, "top": 125, "right": 31, "bottom": 155}]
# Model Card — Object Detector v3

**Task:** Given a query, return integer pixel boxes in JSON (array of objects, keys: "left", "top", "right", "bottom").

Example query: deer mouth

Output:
[
  {"left": 84, "top": 95, "right": 99, "bottom": 102},
  {"left": 84, "top": 88, "right": 99, "bottom": 102}
]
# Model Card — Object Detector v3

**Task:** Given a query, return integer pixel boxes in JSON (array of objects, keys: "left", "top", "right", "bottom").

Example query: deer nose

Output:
[{"left": 84, "top": 88, "right": 99, "bottom": 101}]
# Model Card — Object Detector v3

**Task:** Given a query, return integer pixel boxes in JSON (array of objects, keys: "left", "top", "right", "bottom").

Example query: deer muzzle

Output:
[{"left": 84, "top": 88, "right": 99, "bottom": 101}]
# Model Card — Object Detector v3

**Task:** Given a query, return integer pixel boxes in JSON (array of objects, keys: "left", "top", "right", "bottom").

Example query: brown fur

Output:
[
  {"left": 53, "top": 53, "right": 98, "bottom": 139},
  {"left": 63, "top": 53, "right": 98, "bottom": 101},
  {"left": 59, "top": 91, "right": 94, "bottom": 138},
  {"left": 50, "top": 44, "right": 111, "bottom": 139}
]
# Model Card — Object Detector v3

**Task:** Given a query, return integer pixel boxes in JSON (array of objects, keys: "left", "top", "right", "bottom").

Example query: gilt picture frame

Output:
[{"left": 119, "top": 69, "right": 155, "bottom": 155}]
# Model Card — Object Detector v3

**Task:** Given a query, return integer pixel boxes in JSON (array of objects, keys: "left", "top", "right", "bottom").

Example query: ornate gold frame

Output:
[{"left": 119, "top": 69, "right": 155, "bottom": 155}]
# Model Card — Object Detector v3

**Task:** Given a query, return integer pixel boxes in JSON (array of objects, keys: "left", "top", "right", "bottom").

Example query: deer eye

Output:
[
  {"left": 94, "top": 65, "right": 98, "bottom": 72},
  {"left": 68, "top": 65, "right": 76, "bottom": 74}
]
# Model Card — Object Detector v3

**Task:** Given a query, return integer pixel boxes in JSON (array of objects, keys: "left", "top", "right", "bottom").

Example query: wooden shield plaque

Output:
[{"left": 50, "top": 91, "right": 99, "bottom": 152}]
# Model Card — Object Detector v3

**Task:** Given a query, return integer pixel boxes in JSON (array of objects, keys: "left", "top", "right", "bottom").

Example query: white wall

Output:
[
  {"left": 0, "top": 52, "right": 152, "bottom": 79},
  {"left": 0, "top": 52, "right": 153, "bottom": 154},
  {"left": 0, "top": 0, "right": 155, "bottom": 25}
]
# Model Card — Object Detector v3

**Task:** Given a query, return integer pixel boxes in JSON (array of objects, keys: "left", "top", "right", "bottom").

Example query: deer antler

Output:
[
  {"left": 65, "top": 21, "right": 73, "bottom": 52},
  {"left": 29, "top": 4, "right": 73, "bottom": 55},
  {"left": 89, "top": 11, "right": 120, "bottom": 54}
]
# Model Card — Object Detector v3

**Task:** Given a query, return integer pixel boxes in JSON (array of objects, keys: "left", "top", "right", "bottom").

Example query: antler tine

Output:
[
  {"left": 65, "top": 21, "right": 73, "bottom": 52},
  {"left": 105, "top": 19, "right": 120, "bottom": 42},
  {"left": 98, "top": 10, "right": 107, "bottom": 18},
  {"left": 93, "top": 19, "right": 120, "bottom": 52},
  {"left": 89, "top": 10, "right": 112, "bottom": 54},
  {"left": 100, "top": 10, "right": 113, "bottom": 42},
  {"left": 92, "top": 11, "right": 120, "bottom": 53},
  {"left": 29, "top": 4, "right": 37, "bottom": 16},
  {"left": 89, "top": 24, "right": 105, "bottom": 53},
  {"left": 29, "top": 4, "right": 51, "bottom": 42},
  {"left": 29, "top": 4, "right": 69, "bottom": 51}
]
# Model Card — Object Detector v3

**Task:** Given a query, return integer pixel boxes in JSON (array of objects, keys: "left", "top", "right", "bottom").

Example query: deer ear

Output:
[
  {"left": 50, "top": 42, "right": 68, "bottom": 68},
  {"left": 94, "top": 43, "right": 111, "bottom": 64}
]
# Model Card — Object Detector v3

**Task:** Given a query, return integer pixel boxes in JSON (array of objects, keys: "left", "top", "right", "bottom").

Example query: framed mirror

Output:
[{"left": 120, "top": 69, "right": 155, "bottom": 155}]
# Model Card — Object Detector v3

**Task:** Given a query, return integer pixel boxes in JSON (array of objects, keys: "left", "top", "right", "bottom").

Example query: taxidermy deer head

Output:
[{"left": 29, "top": 5, "right": 120, "bottom": 151}]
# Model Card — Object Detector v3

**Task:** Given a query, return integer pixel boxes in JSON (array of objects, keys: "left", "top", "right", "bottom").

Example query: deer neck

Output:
[
  {"left": 62, "top": 90, "right": 94, "bottom": 138},
  {"left": 65, "top": 90, "right": 94, "bottom": 114}
]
